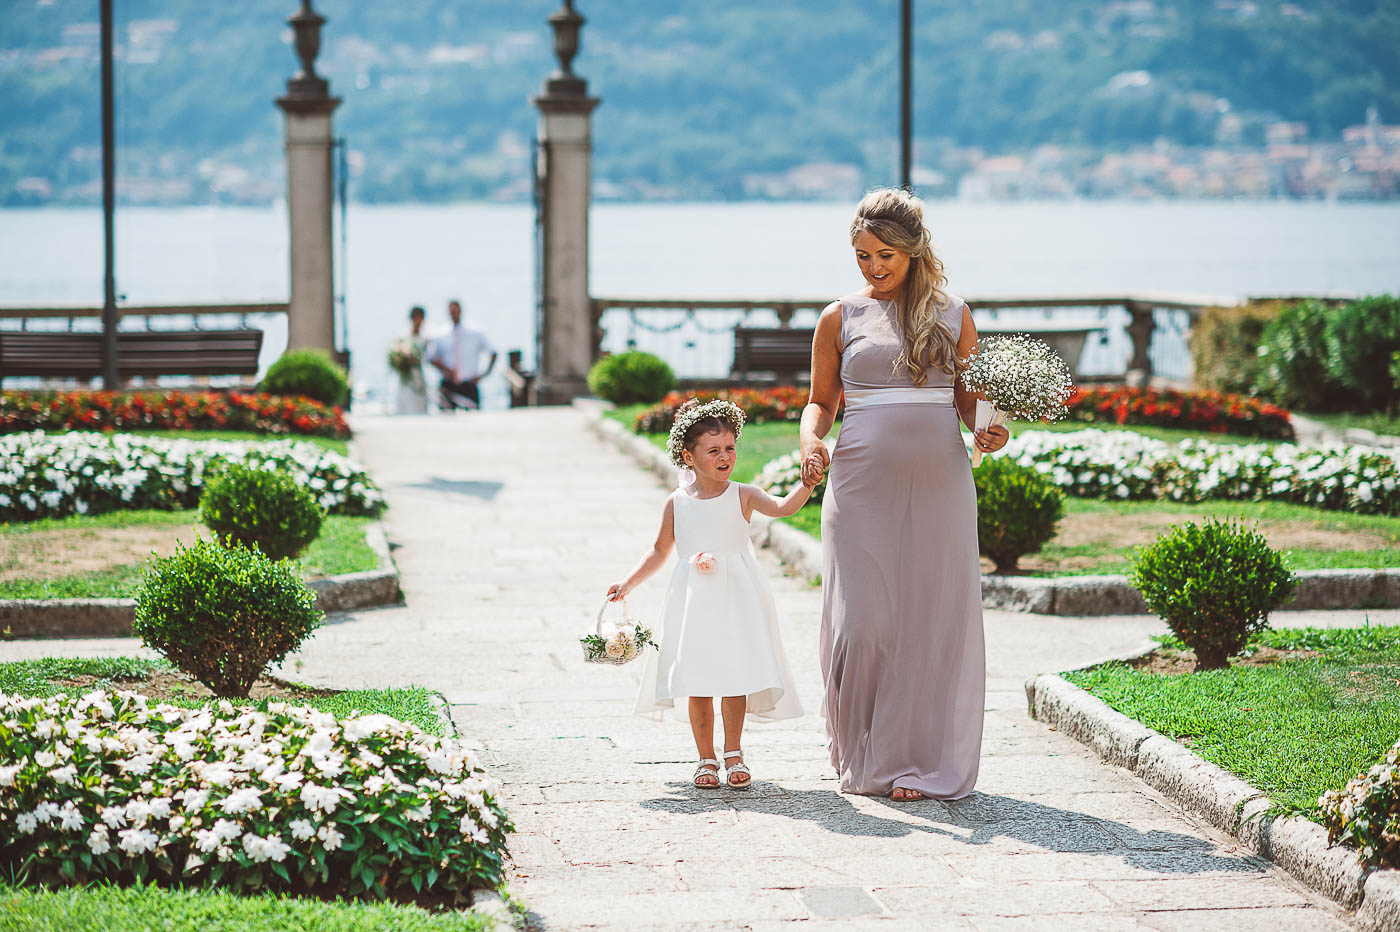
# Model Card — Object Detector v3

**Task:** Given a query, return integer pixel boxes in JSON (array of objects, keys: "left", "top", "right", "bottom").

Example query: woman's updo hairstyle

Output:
[{"left": 849, "top": 188, "right": 958, "bottom": 385}]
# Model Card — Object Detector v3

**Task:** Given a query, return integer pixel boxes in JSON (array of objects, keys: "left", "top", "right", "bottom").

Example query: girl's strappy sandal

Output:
[
  {"left": 693, "top": 759, "right": 720, "bottom": 789},
  {"left": 723, "top": 748, "right": 751, "bottom": 789}
]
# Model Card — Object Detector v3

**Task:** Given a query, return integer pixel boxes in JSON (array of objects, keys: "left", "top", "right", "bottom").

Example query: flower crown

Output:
[{"left": 666, "top": 399, "right": 746, "bottom": 467}]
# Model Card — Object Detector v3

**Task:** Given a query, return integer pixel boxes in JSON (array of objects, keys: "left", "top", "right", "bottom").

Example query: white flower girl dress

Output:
[{"left": 633, "top": 482, "right": 803, "bottom": 721}]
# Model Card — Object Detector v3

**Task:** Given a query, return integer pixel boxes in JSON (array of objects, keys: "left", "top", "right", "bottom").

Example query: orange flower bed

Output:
[
  {"left": 635, "top": 387, "right": 821, "bottom": 432},
  {"left": 0, "top": 390, "right": 350, "bottom": 438},
  {"left": 1066, "top": 386, "right": 1293, "bottom": 439}
]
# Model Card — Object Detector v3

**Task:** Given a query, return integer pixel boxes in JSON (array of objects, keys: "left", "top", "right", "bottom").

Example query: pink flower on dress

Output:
[{"left": 690, "top": 552, "right": 718, "bottom": 575}]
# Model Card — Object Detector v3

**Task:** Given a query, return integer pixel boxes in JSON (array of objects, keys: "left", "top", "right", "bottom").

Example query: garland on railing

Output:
[
  {"left": 0, "top": 391, "right": 350, "bottom": 439},
  {"left": 1065, "top": 386, "right": 1293, "bottom": 439}
]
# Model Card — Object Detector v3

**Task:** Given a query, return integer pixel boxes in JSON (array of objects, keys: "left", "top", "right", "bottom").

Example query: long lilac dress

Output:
[{"left": 819, "top": 293, "right": 985, "bottom": 799}]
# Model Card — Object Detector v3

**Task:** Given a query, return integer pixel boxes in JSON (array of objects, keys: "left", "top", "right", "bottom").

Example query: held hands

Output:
[
  {"left": 800, "top": 441, "right": 830, "bottom": 488},
  {"left": 973, "top": 424, "right": 1010, "bottom": 454}
]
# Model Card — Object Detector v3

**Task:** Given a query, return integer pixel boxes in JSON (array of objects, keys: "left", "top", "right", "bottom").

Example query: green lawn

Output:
[
  {"left": 0, "top": 656, "right": 445, "bottom": 733},
  {"left": 1065, "top": 626, "right": 1400, "bottom": 817},
  {"left": 777, "top": 494, "right": 1400, "bottom": 575},
  {"left": 0, "top": 510, "right": 380, "bottom": 599},
  {"left": 1014, "top": 419, "right": 1285, "bottom": 447},
  {"left": 1031, "top": 497, "right": 1400, "bottom": 575},
  {"left": 0, "top": 658, "right": 483, "bottom": 930},
  {"left": 610, "top": 406, "right": 1399, "bottom": 572},
  {"left": 604, "top": 404, "right": 824, "bottom": 484},
  {"left": 1300, "top": 411, "right": 1400, "bottom": 439},
  {"left": 0, "top": 882, "right": 493, "bottom": 932}
]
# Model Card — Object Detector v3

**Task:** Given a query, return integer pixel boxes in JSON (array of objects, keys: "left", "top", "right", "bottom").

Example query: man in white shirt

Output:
[{"left": 428, "top": 299, "right": 497, "bottom": 411}]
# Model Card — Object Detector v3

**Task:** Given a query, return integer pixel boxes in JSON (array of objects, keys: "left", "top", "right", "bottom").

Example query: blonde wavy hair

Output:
[{"left": 849, "top": 188, "right": 958, "bottom": 385}]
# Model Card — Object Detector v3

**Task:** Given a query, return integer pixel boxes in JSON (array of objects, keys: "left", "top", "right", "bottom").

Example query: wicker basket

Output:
[{"left": 580, "top": 597, "right": 647, "bottom": 666}]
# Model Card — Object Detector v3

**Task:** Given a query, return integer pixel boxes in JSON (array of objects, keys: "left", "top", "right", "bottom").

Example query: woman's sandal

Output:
[
  {"left": 723, "top": 749, "right": 751, "bottom": 789},
  {"left": 693, "top": 759, "right": 721, "bottom": 789}
]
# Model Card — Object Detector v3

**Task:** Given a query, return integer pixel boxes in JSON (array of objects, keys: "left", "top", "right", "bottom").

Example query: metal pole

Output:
[
  {"left": 900, "top": 0, "right": 912, "bottom": 192},
  {"left": 335, "top": 136, "right": 348, "bottom": 354},
  {"left": 100, "top": 0, "right": 119, "bottom": 387}
]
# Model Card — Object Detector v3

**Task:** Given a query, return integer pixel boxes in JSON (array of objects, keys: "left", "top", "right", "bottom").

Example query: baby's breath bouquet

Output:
[
  {"left": 960, "top": 334, "right": 1074, "bottom": 466},
  {"left": 581, "top": 597, "right": 657, "bottom": 665},
  {"left": 387, "top": 337, "right": 423, "bottom": 386}
]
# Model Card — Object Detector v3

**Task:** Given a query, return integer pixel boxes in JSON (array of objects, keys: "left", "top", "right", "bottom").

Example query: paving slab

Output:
[{"left": 1, "top": 407, "right": 1376, "bottom": 931}]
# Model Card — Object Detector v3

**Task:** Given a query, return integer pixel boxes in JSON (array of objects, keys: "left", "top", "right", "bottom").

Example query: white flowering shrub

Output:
[
  {"left": 999, "top": 430, "right": 1400, "bottom": 515},
  {"left": 753, "top": 440, "right": 831, "bottom": 503},
  {"left": 754, "top": 429, "right": 1400, "bottom": 516},
  {"left": 1319, "top": 735, "right": 1400, "bottom": 868},
  {"left": 0, "top": 689, "right": 511, "bottom": 901},
  {"left": 0, "top": 431, "right": 385, "bottom": 522}
]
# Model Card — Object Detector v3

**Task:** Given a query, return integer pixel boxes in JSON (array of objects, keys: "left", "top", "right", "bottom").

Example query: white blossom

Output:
[
  {"left": 58, "top": 803, "right": 84, "bottom": 832},
  {"left": 241, "top": 832, "right": 291, "bottom": 863},
  {"left": 221, "top": 788, "right": 263, "bottom": 815},
  {"left": 117, "top": 827, "right": 158, "bottom": 855},
  {"left": 316, "top": 823, "right": 344, "bottom": 851}
]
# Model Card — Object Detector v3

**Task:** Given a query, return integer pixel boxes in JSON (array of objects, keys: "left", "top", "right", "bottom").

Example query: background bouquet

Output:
[
  {"left": 386, "top": 338, "right": 423, "bottom": 386},
  {"left": 960, "top": 334, "right": 1074, "bottom": 466}
]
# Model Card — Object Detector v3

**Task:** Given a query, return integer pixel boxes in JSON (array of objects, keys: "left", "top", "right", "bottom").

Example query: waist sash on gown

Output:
[{"left": 842, "top": 386, "right": 954, "bottom": 413}]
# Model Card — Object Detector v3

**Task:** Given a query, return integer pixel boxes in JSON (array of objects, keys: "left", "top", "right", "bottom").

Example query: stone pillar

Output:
[
  {"left": 276, "top": 1, "right": 340, "bottom": 356},
  {"left": 1123, "top": 300, "right": 1155, "bottom": 387},
  {"left": 533, "top": 1, "right": 600, "bottom": 404}
]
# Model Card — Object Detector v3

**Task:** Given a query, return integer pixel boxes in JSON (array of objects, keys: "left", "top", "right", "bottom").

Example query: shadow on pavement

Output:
[
  {"left": 640, "top": 787, "right": 1266, "bottom": 875},
  {"left": 402, "top": 477, "right": 504, "bottom": 500}
]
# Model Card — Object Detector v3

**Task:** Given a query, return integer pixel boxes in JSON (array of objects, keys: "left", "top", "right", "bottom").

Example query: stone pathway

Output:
[{"left": 8, "top": 407, "right": 1394, "bottom": 930}]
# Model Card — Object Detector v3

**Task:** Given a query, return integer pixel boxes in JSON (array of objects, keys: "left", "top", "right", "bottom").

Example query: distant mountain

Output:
[{"left": 1, "top": 0, "right": 1396, "bottom": 204}]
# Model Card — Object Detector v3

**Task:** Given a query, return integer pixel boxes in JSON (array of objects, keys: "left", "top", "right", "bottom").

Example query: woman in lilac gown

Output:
[{"left": 799, "top": 188, "right": 1009, "bottom": 801}]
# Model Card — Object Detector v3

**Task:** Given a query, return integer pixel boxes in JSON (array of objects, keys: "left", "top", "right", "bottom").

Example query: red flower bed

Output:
[
  {"left": 0, "top": 390, "right": 351, "bottom": 438},
  {"left": 635, "top": 387, "right": 824, "bottom": 432},
  {"left": 1066, "top": 386, "right": 1293, "bottom": 439}
]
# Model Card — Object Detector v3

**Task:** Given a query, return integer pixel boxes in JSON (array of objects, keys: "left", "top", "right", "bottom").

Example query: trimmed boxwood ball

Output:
[
  {"left": 587, "top": 350, "right": 676, "bottom": 405},
  {"left": 199, "top": 463, "right": 324, "bottom": 560},
  {"left": 973, "top": 456, "right": 1065, "bottom": 573},
  {"left": 258, "top": 348, "right": 350, "bottom": 407},
  {"left": 1129, "top": 518, "right": 1296, "bottom": 671},
  {"left": 133, "top": 538, "right": 323, "bottom": 698}
]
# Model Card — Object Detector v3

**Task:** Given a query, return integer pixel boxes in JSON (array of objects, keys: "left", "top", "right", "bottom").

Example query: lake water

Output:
[{"left": 2, "top": 200, "right": 1398, "bottom": 408}]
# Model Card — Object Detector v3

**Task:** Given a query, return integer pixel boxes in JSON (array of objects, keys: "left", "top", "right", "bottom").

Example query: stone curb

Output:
[
  {"left": 0, "top": 522, "right": 403, "bottom": 639},
  {"left": 583, "top": 404, "right": 1400, "bottom": 615},
  {"left": 1360, "top": 869, "right": 1400, "bottom": 932},
  {"left": 1026, "top": 671, "right": 1392, "bottom": 922}
]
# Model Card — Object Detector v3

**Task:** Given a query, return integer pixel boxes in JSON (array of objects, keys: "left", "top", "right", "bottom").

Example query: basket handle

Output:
[{"left": 597, "top": 595, "right": 625, "bottom": 637}]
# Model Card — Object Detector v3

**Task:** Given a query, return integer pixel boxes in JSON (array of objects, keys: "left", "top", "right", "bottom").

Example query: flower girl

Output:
[{"left": 605, "top": 399, "right": 816, "bottom": 789}]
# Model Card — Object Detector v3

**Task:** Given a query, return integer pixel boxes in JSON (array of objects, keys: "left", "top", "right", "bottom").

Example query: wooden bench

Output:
[
  {"left": 0, "top": 329, "right": 264, "bottom": 386},
  {"left": 731, "top": 327, "right": 814, "bottom": 383}
]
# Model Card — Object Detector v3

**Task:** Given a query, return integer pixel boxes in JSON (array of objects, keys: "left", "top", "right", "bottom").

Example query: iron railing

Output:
[
  {"left": 0, "top": 303, "right": 288, "bottom": 388},
  {"left": 590, "top": 293, "right": 1252, "bottom": 386}
]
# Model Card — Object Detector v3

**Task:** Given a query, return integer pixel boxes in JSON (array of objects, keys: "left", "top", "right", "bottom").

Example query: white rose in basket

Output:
[
  {"left": 604, "top": 632, "right": 633, "bottom": 660},
  {"left": 960, "top": 333, "right": 1075, "bottom": 466},
  {"left": 581, "top": 597, "right": 657, "bottom": 665}
]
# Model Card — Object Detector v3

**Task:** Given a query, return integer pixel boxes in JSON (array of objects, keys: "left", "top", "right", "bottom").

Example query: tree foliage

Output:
[{"left": 3, "top": 0, "right": 1396, "bottom": 202}]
